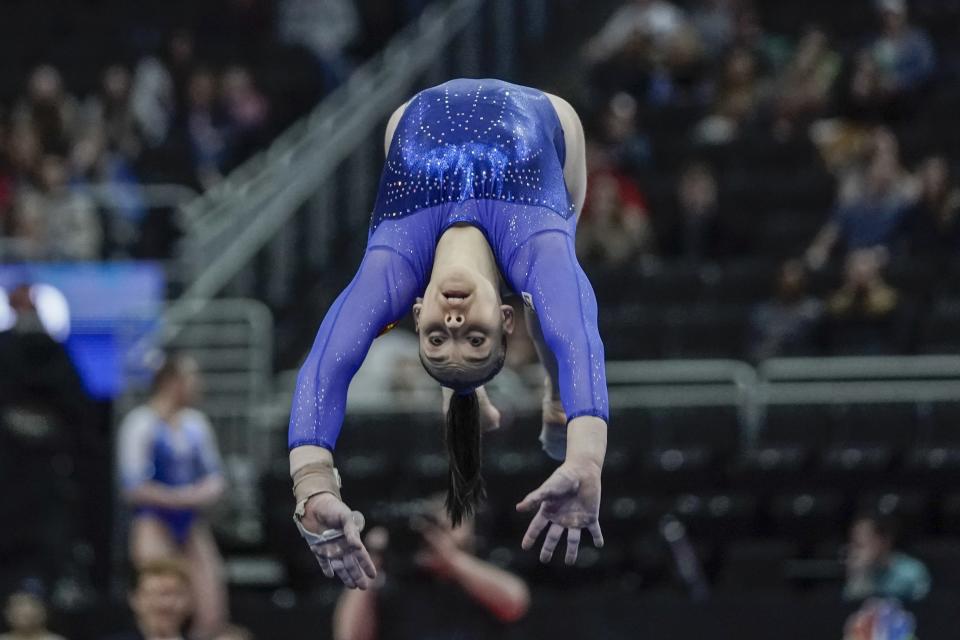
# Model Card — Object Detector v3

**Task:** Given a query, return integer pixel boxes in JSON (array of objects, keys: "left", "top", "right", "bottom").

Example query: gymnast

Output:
[{"left": 289, "top": 78, "right": 608, "bottom": 590}]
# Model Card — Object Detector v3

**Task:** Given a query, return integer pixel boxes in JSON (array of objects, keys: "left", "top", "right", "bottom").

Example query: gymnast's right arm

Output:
[{"left": 288, "top": 245, "right": 421, "bottom": 589}]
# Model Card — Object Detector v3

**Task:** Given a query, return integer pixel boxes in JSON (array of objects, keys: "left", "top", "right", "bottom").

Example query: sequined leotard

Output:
[{"left": 289, "top": 78, "right": 607, "bottom": 450}]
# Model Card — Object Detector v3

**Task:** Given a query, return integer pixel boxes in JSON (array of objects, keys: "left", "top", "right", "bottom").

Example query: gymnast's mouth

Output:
[{"left": 443, "top": 290, "right": 471, "bottom": 304}]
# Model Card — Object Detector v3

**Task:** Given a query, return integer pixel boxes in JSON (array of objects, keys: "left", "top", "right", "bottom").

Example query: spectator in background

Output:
[
  {"left": 597, "top": 92, "right": 652, "bottom": 174},
  {"left": 81, "top": 64, "right": 144, "bottom": 161},
  {"left": 584, "top": 0, "right": 709, "bottom": 107},
  {"left": 70, "top": 126, "right": 146, "bottom": 253},
  {"left": 118, "top": 354, "right": 227, "bottom": 639},
  {"left": 577, "top": 171, "right": 653, "bottom": 268},
  {"left": 2, "top": 125, "right": 37, "bottom": 255},
  {"left": 38, "top": 154, "right": 102, "bottom": 259},
  {"left": 0, "top": 284, "right": 93, "bottom": 603},
  {"left": 333, "top": 499, "right": 529, "bottom": 640},
  {"left": 660, "top": 161, "right": 735, "bottom": 261},
  {"left": 220, "top": 66, "right": 270, "bottom": 170},
  {"left": 184, "top": 68, "right": 229, "bottom": 189},
  {"left": 6, "top": 123, "right": 42, "bottom": 188},
  {"left": 695, "top": 47, "right": 765, "bottom": 144},
  {"left": 12, "top": 66, "right": 77, "bottom": 155},
  {"left": 870, "top": 0, "right": 936, "bottom": 101},
  {"left": 825, "top": 249, "right": 907, "bottom": 354},
  {"left": 14, "top": 155, "right": 102, "bottom": 261},
  {"left": 806, "top": 128, "right": 916, "bottom": 269},
  {"left": 772, "top": 27, "right": 841, "bottom": 139},
  {"left": 749, "top": 260, "right": 823, "bottom": 361},
  {"left": 844, "top": 511, "right": 930, "bottom": 602},
  {"left": 582, "top": 0, "right": 688, "bottom": 67},
  {"left": 8, "top": 194, "right": 47, "bottom": 260},
  {"left": 908, "top": 155, "right": 960, "bottom": 257},
  {"left": 130, "top": 30, "right": 197, "bottom": 149},
  {"left": 102, "top": 559, "right": 191, "bottom": 640},
  {"left": 0, "top": 586, "right": 66, "bottom": 640}
]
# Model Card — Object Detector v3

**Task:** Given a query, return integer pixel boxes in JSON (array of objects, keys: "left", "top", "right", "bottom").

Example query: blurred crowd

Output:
[
  {"left": 0, "top": 0, "right": 425, "bottom": 263},
  {"left": 574, "top": 0, "right": 957, "bottom": 359}
]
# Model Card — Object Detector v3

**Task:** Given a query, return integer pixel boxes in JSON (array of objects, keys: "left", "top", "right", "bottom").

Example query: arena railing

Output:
[{"left": 757, "top": 355, "right": 960, "bottom": 405}]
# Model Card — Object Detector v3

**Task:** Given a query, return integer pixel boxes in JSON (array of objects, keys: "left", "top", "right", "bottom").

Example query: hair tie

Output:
[{"left": 454, "top": 387, "right": 476, "bottom": 397}]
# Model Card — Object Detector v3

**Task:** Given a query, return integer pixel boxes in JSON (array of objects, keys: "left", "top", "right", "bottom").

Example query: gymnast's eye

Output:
[
  {"left": 469, "top": 336, "right": 486, "bottom": 347},
  {"left": 429, "top": 335, "right": 445, "bottom": 346}
]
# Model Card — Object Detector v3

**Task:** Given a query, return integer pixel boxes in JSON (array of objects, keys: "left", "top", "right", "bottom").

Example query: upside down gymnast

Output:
[{"left": 288, "top": 78, "right": 609, "bottom": 590}]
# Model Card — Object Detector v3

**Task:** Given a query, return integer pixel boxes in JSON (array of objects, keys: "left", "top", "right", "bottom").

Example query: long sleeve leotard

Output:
[{"left": 289, "top": 78, "right": 607, "bottom": 451}]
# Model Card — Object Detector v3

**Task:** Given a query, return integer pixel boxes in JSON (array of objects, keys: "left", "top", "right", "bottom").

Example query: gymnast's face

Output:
[{"left": 413, "top": 266, "right": 514, "bottom": 381}]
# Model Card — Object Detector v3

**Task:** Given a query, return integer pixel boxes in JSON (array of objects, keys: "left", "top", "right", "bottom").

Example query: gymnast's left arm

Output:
[{"left": 509, "top": 231, "right": 608, "bottom": 564}]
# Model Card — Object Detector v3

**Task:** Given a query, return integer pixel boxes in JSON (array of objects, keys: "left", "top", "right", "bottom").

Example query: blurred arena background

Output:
[{"left": 1, "top": 0, "right": 959, "bottom": 638}]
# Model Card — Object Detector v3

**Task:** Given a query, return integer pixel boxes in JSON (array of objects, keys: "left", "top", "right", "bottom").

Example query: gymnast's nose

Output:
[{"left": 445, "top": 313, "right": 464, "bottom": 329}]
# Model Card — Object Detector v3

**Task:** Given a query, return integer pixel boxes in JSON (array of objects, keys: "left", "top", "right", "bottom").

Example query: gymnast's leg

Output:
[
  {"left": 183, "top": 523, "right": 228, "bottom": 639},
  {"left": 129, "top": 515, "right": 178, "bottom": 566}
]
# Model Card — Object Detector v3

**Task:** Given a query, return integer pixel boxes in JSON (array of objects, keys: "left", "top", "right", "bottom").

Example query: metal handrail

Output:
[
  {"left": 756, "top": 355, "right": 960, "bottom": 406},
  {"left": 759, "top": 355, "right": 960, "bottom": 381},
  {"left": 605, "top": 359, "right": 757, "bottom": 388},
  {"left": 758, "top": 380, "right": 960, "bottom": 405}
]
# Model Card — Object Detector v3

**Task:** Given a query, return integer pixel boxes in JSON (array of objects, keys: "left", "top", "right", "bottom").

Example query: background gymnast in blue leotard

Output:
[
  {"left": 117, "top": 354, "right": 228, "bottom": 637},
  {"left": 289, "top": 78, "right": 609, "bottom": 591}
]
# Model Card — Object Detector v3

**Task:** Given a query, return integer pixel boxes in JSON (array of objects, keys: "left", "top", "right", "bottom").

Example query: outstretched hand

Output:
[
  {"left": 301, "top": 493, "right": 377, "bottom": 589},
  {"left": 516, "top": 462, "right": 603, "bottom": 565}
]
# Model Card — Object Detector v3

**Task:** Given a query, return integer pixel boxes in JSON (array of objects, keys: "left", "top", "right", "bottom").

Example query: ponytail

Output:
[{"left": 443, "top": 391, "right": 486, "bottom": 526}]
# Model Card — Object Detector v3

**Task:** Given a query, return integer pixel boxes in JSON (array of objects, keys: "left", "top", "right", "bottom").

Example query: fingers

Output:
[
  {"left": 342, "top": 514, "right": 377, "bottom": 580},
  {"left": 564, "top": 528, "right": 581, "bottom": 565},
  {"left": 539, "top": 523, "right": 564, "bottom": 564},
  {"left": 344, "top": 554, "right": 369, "bottom": 590},
  {"left": 330, "top": 558, "right": 356, "bottom": 589},
  {"left": 521, "top": 510, "right": 550, "bottom": 551},
  {"left": 316, "top": 554, "right": 335, "bottom": 578},
  {"left": 343, "top": 512, "right": 364, "bottom": 550},
  {"left": 353, "top": 546, "right": 378, "bottom": 580},
  {"left": 588, "top": 521, "right": 604, "bottom": 549}
]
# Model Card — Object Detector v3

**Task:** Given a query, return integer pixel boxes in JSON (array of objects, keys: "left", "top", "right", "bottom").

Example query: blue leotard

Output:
[
  {"left": 289, "top": 78, "right": 607, "bottom": 451},
  {"left": 119, "top": 406, "right": 222, "bottom": 545}
]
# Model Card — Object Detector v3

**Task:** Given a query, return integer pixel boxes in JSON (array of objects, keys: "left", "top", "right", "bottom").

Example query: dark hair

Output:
[
  {"left": 854, "top": 510, "right": 899, "bottom": 543},
  {"left": 443, "top": 391, "right": 486, "bottom": 526}
]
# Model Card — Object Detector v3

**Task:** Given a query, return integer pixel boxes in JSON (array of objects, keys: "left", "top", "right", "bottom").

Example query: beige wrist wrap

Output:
[{"left": 290, "top": 447, "right": 342, "bottom": 503}]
